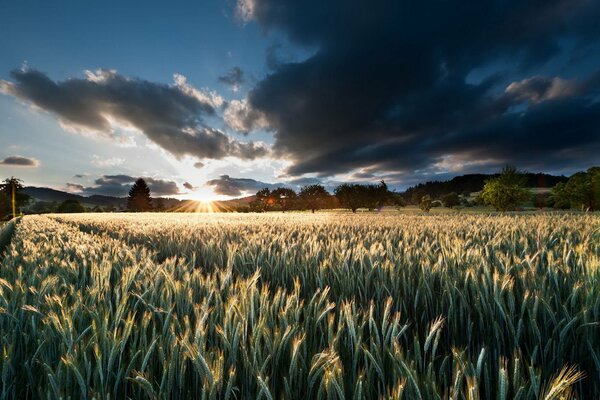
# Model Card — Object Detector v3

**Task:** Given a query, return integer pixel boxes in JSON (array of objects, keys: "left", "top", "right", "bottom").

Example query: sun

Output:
[{"left": 184, "top": 188, "right": 220, "bottom": 203}]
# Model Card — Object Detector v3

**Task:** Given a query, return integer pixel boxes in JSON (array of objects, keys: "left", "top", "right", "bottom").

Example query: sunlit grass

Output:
[{"left": 1, "top": 213, "right": 599, "bottom": 398}]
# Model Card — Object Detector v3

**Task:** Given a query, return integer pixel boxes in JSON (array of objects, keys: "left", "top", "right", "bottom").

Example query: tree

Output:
[
  {"left": 364, "top": 181, "right": 391, "bottom": 210},
  {"left": 420, "top": 195, "right": 432, "bottom": 212},
  {"left": 127, "top": 178, "right": 153, "bottom": 212},
  {"left": 250, "top": 188, "right": 272, "bottom": 212},
  {"left": 410, "top": 188, "right": 428, "bottom": 205},
  {"left": 334, "top": 184, "right": 363, "bottom": 213},
  {"left": 481, "top": 166, "right": 530, "bottom": 211},
  {"left": 28, "top": 201, "right": 57, "bottom": 214},
  {"left": 441, "top": 192, "right": 460, "bottom": 208},
  {"left": 392, "top": 194, "right": 406, "bottom": 209},
  {"left": 0, "top": 177, "right": 30, "bottom": 219},
  {"left": 56, "top": 199, "right": 86, "bottom": 213},
  {"left": 270, "top": 188, "right": 297, "bottom": 212},
  {"left": 299, "top": 185, "right": 330, "bottom": 213},
  {"left": 551, "top": 167, "right": 600, "bottom": 211}
]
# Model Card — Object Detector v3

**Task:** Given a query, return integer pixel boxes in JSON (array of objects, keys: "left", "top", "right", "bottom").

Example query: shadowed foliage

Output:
[{"left": 127, "top": 178, "right": 153, "bottom": 212}]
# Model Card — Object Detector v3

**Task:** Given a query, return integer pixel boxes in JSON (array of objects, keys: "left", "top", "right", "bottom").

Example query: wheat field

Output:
[{"left": 0, "top": 213, "right": 599, "bottom": 399}]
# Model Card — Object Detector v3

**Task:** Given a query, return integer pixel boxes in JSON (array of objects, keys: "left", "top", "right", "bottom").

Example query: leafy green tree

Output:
[
  {"left": 0, "top": 177, "right": 30, "bottom": 219},
  {"left": 270, "top": 188, "right": 297, "bottom": 212},
  {"left": 299, "top": 185, "right": 329, "bottom": 213},
  {"left": 481, "top": 166, "right": 530, "bottom": 211},
  {"left": 420, "top": 195, "right": 432, "bottom": 212},
  {"left": 56, "top": 199, "right": 86, "bottom": 213},
  {"left": 127, "top": 178, "right": 153, "bottom": 212},
  {"left": 551, "top": 167, "right": 600, "bottom": 210},
  {"left": 441, "top": 192, "right": 460, "bottom": 208}
]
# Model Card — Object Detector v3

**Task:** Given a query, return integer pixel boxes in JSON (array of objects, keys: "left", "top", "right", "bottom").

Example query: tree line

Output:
[
  {"left": 2, "top": 166, "right": 599, "bottom": 219},
  {"left": 246, "top": 181, "right": 401, "bottom": 213},
  {"left": 0, "top": 177, "right": 164, "bottom": 220}
]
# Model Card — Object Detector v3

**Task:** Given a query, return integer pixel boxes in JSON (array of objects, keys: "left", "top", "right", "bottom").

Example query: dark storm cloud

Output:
[
  {"left": 205, "top": 174, "right": 282, "bottom": 196},
  {"left": 239, "top": 0, "right": 600, "bottom": 177},
  {"left": 218, "top": 67, "right": 245, "bottom": 91},
  {"left": 193, "top": 161, "right": 205, "bottom": 169},
  {"left": 0, "top": 155, "right": 39, "bottom": 167},
  {"left": 79, "top": 174, "right": 181, "bottom": 196},
  {"left": 0, "top": 68, "right": 268, "bottom": 160},
  {"left": 183, "top": 182, "right": 196, "bottom": 190}
]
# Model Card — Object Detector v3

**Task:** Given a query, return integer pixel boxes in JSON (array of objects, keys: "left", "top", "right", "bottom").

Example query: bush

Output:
[
  {"left": 56, "top": 200, "right": 85, "bottom": 213},
  {"left": 420, "top": 195, "right": 432, "bottom": 212}
]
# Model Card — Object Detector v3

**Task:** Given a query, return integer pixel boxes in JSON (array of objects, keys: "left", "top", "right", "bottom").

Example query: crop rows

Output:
[{"left": 1, "top": 213, "right": 599, "bottom": 399}]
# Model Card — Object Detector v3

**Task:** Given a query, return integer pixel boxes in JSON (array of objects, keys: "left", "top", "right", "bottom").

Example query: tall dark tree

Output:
[
  {"left": 127, "top": 178, "right": 153, "bottom": 212},
  {"left": 299, "top": 185, "right": 329, "bottom": 213},
  {"left": 0, "top": 177, "right": 30, "bottom": 219}
]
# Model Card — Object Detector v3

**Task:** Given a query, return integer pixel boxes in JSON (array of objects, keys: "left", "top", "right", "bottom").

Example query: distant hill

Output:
[
  {"left": 401, "top": 173, "right": 568, "bottom": 200},
  {"left": 23, "top": 187, "right": 176, "bottom": 210},
  {"left": 23, "top": 187, "right": 254, "bottom": 211}
]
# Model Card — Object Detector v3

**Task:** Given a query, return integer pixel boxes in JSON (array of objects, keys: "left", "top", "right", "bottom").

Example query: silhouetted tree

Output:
[
  {"left": 270, "top": 188, "right": 297, "bottom": 212},
  {"left": 334, "top": 184, "right": 364, "bottom": 213},
  {"left": 441, "top": 192, "right": 460, "bottom": 208},
  {"left": 56, "top": 199, "right": 86, "bottom": 213},
  {"left": 364, "top": 181, "right": 391, "bottom": 210},
  {"left": 0, "top": 177, "right": 30, "bottom": 219},
  {"left": 299, "top": 185, "right": 329, "bottom": 213},
  {"left": 250, "top": 188, "right": 271, "bottom": 212},
  {"left": 127, "top": 178, "right": 153, "bottom": 212},
  {"left": 481, "top": 166, "right": 530, "bottom": 211}
]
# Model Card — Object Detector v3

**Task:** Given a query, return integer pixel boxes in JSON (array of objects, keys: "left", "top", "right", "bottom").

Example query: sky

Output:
[{"left": 1, "top": 0, "right": 599, "bottom": 200}]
